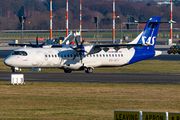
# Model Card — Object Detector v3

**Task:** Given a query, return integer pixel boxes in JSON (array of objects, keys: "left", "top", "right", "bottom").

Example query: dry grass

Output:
[
  {"left": 1, "top": 58, "right": 180, "bottom": 119},
  {"left": 0, "top": 82, "right": 180, "bottom": 119}
]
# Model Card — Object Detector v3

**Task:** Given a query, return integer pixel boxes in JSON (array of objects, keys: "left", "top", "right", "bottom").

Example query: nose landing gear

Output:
[{"left": 11, "top": 67, "right": 20, "bottom": 72}]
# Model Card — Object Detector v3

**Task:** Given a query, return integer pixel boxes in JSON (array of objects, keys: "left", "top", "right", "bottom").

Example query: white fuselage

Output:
[{"left": 4, "top": 47, "right": 135, "bottom": 70}]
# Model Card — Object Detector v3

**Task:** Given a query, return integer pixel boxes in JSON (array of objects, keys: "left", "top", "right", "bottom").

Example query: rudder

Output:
[{"left": 137, "top": 17, "right": 161, "bottom": 50}]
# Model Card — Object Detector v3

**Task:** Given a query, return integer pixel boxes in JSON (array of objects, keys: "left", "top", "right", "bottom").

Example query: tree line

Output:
[{"left": 0, "top": 0, "right": 180, "bottom": 30}]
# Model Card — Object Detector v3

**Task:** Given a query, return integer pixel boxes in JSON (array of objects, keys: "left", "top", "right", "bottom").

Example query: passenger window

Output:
[
  {"left": 118, "top": 54, "right": 120, "bottom": 57},
  {"left": 96, "top": 54, "right": 98, "bottom": 57},
  {"left": 115, "top": 54, "right": 117, "bottom": 57},
  {"left": 103, "top": 54, "right": 105, "bottom": 57},
  {"left": 64, "top": 55, "right": 66, "bottom": 57},
  {"left": 121, "top": 54, "right": 123, "bottom": 57},
  {"left": 93, "top": 55, "right": 95, "bottom": 57},
  {"left": 112, "top": 54, "right": 114, "bottom": 57},
  {"left": 67, "top": 55, "right": 69, "bottom": 57},
  {"left": 109, "top": 54, "right": 111, "bottom": 57},
  {"left": 55, "top": 55, "right": 57, "bottom": 57},
  {"left": 52, "top": 55, "right": 54, "bottom": 57},
  {"left": 106, "top": 54, "right": 108, "bottom": 57},
  {"left": 49, "top": 55, "right": 51, "bottom": 57}
]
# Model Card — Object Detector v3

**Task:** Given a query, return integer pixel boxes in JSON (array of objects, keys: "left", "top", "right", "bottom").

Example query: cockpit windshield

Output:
[{"left": 11, "top": 51, "right": 28, "bottom": 56}]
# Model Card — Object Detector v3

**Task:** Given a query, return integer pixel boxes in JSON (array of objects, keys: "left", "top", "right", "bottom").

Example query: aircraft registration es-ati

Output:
[{"left": 4, "top": 17, "right": 162, "bottom": 73}]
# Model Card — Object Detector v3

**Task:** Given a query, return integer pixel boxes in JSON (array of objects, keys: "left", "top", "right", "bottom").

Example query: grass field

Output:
[
  {"left": 1, "top": 58, "right": 180, "bottom": 119},
  {"left": 0, "top": 82, "right": 180, "bottom": 119}
]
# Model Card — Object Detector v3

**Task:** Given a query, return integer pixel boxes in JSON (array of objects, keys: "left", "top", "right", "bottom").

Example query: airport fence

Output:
[{"left": 0, "top": 29, "right": 180, "bottom": 40}]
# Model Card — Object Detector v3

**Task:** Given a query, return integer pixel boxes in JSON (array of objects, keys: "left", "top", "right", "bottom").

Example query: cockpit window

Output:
[{"left": 11, "top": 51, "right": 28, "bottom": 56}]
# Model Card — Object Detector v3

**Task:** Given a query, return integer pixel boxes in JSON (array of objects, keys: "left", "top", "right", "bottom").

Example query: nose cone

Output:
[{"left": 4, "top": 57, "right": 12, "bottom": 67}]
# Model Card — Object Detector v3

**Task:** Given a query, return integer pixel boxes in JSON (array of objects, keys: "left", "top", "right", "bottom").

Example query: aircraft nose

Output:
[{"left": 4, "top": 57, "right": 12, "bottom": 66}]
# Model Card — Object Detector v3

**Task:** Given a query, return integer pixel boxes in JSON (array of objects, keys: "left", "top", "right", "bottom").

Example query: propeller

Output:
[
  {"left": 70, "top": 37, "right": 87, "bottom": 63},
  {"left": 29, "top": 35, "right": 46, "bottom": 47},
  {"left": 36, "top": 35, "right": 39, "bottom": 47}
]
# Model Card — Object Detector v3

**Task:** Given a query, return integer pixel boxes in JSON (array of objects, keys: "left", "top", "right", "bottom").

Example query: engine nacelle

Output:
[
  {"left": 63, "top": 63, "right": 84, "bottom": 71},
  {"left": 82, "top": 45, "right": 94, "bottom": 55}
]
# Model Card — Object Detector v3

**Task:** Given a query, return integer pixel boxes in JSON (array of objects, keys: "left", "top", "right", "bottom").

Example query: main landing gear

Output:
[
  {"left": 63, "top": 67, "right": 94, "bottom": 74},
  {"left": 64, "top": 69, "right": 72, "bottom": 73},
  {"left": 85, "top": 67, "right": 93, "bottom": 74}
]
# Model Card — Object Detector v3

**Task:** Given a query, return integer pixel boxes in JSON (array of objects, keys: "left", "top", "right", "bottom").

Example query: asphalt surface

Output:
[{"left": 1, "top": 72, "right": 180, "bottom": 84}]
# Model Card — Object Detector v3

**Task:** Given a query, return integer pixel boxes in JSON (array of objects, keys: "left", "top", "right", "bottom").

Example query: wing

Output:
[
  {"left": 94, "top": 43, "right": 146, "bottom": 48},
  {"left": 8, "top": 43, "right": 46, "bottom": 48},
  {"left": 9, "top": 43, "right": 34, "bottom": 47},
  {"left": 89, "top": 43, "right": 151, "bottom": 53}
]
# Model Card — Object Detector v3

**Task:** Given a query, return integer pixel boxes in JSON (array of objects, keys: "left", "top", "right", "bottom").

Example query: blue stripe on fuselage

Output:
[{"left": 127, "top": 49, "right": 155, "bottom": 65}]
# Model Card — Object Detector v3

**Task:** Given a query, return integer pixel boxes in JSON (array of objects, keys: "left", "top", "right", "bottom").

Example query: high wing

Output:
[
  {"left": 8, "top": 43, "right": 46, "bottom": 47},
  {"left": 8, "top": 36, "right": 46, "bottom": 48},
  {"left": 94, "top": 43, "right": 150, "bottom": 48},
  {"left": 8, "top": 31, "right": 79, "bottom": 48}
]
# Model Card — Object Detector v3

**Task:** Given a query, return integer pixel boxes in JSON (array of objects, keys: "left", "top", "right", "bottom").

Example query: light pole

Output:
[
  {"left": 121, "top": 22, "right": 139, "bottom": 42},
  {"left": 94, "top": 16, "right": 98, "bottom": 44},
  {"left": 112, "top": 0, "right": 115, "bottom": 43},
  {"left": 21, "top": 16, "right": 25, "bottom": 43}
]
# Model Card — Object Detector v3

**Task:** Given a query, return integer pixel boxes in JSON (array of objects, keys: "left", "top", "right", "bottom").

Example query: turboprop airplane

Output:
[{"left": 4, "top": 17, "right": 162, "bottom": 73}]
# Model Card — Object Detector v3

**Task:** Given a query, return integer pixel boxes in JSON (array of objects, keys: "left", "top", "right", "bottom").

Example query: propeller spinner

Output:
[{"left": 70, "top": 37, "right": 87, "bottom": 63}]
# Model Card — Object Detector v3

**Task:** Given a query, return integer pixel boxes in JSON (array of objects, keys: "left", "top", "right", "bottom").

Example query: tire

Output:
[
  {"left": 11, "top": 67, "right": 16, "bottom": 72},
  {"left": 85, "top": 67, "right": 93, "bottom": 74},
  {"left": 64, "top": 69, "right": 72, "bottom": 73}
]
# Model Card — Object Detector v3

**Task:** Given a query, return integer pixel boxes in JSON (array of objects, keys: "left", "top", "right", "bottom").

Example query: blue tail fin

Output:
[{"left": 136, "top": 17, "right": 161, "bottom": 50}]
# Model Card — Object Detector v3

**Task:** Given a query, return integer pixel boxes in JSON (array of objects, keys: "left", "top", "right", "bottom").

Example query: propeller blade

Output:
[
  {"left": 70, "top": 46, "right": 74, "bottom": 49},
  {"left": 74, "top": 37, "right": 79, "bottom": 47},
  {"left": 40, "top": 42, "right": 46, "bottom": 47},
  {"left": 72, "top": 54, "right": 77, "bottom": 60},
  {"left": 79, "top": 50, "right": 87, "bottom": 53},
  {"left": 36, "top": 35, "right": 39, "bottom": 47},
  {"left": 80, "top": 54, "right": 82, "bottom": 63},
  {"left": 29, "top": 41, "right": 32, "bottom": 46},
  {"left": 80, "top": 40, "right": 85, "bottom": 47}
]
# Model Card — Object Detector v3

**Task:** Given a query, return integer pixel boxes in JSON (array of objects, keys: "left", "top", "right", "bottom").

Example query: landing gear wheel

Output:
[
  {"left": 11, "top": 67, "right": 16, "bottom": 73},
  {"left": 85, "top": 67, "right": 93, "bottom": 74},
  {"left": 64, "top": 69, "right": 72, "bottom": 73}
]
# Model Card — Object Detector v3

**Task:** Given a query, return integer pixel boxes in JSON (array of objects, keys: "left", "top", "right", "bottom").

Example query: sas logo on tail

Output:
[{"left": 142, "top": 36, "right": 156, "bottom": 45}]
